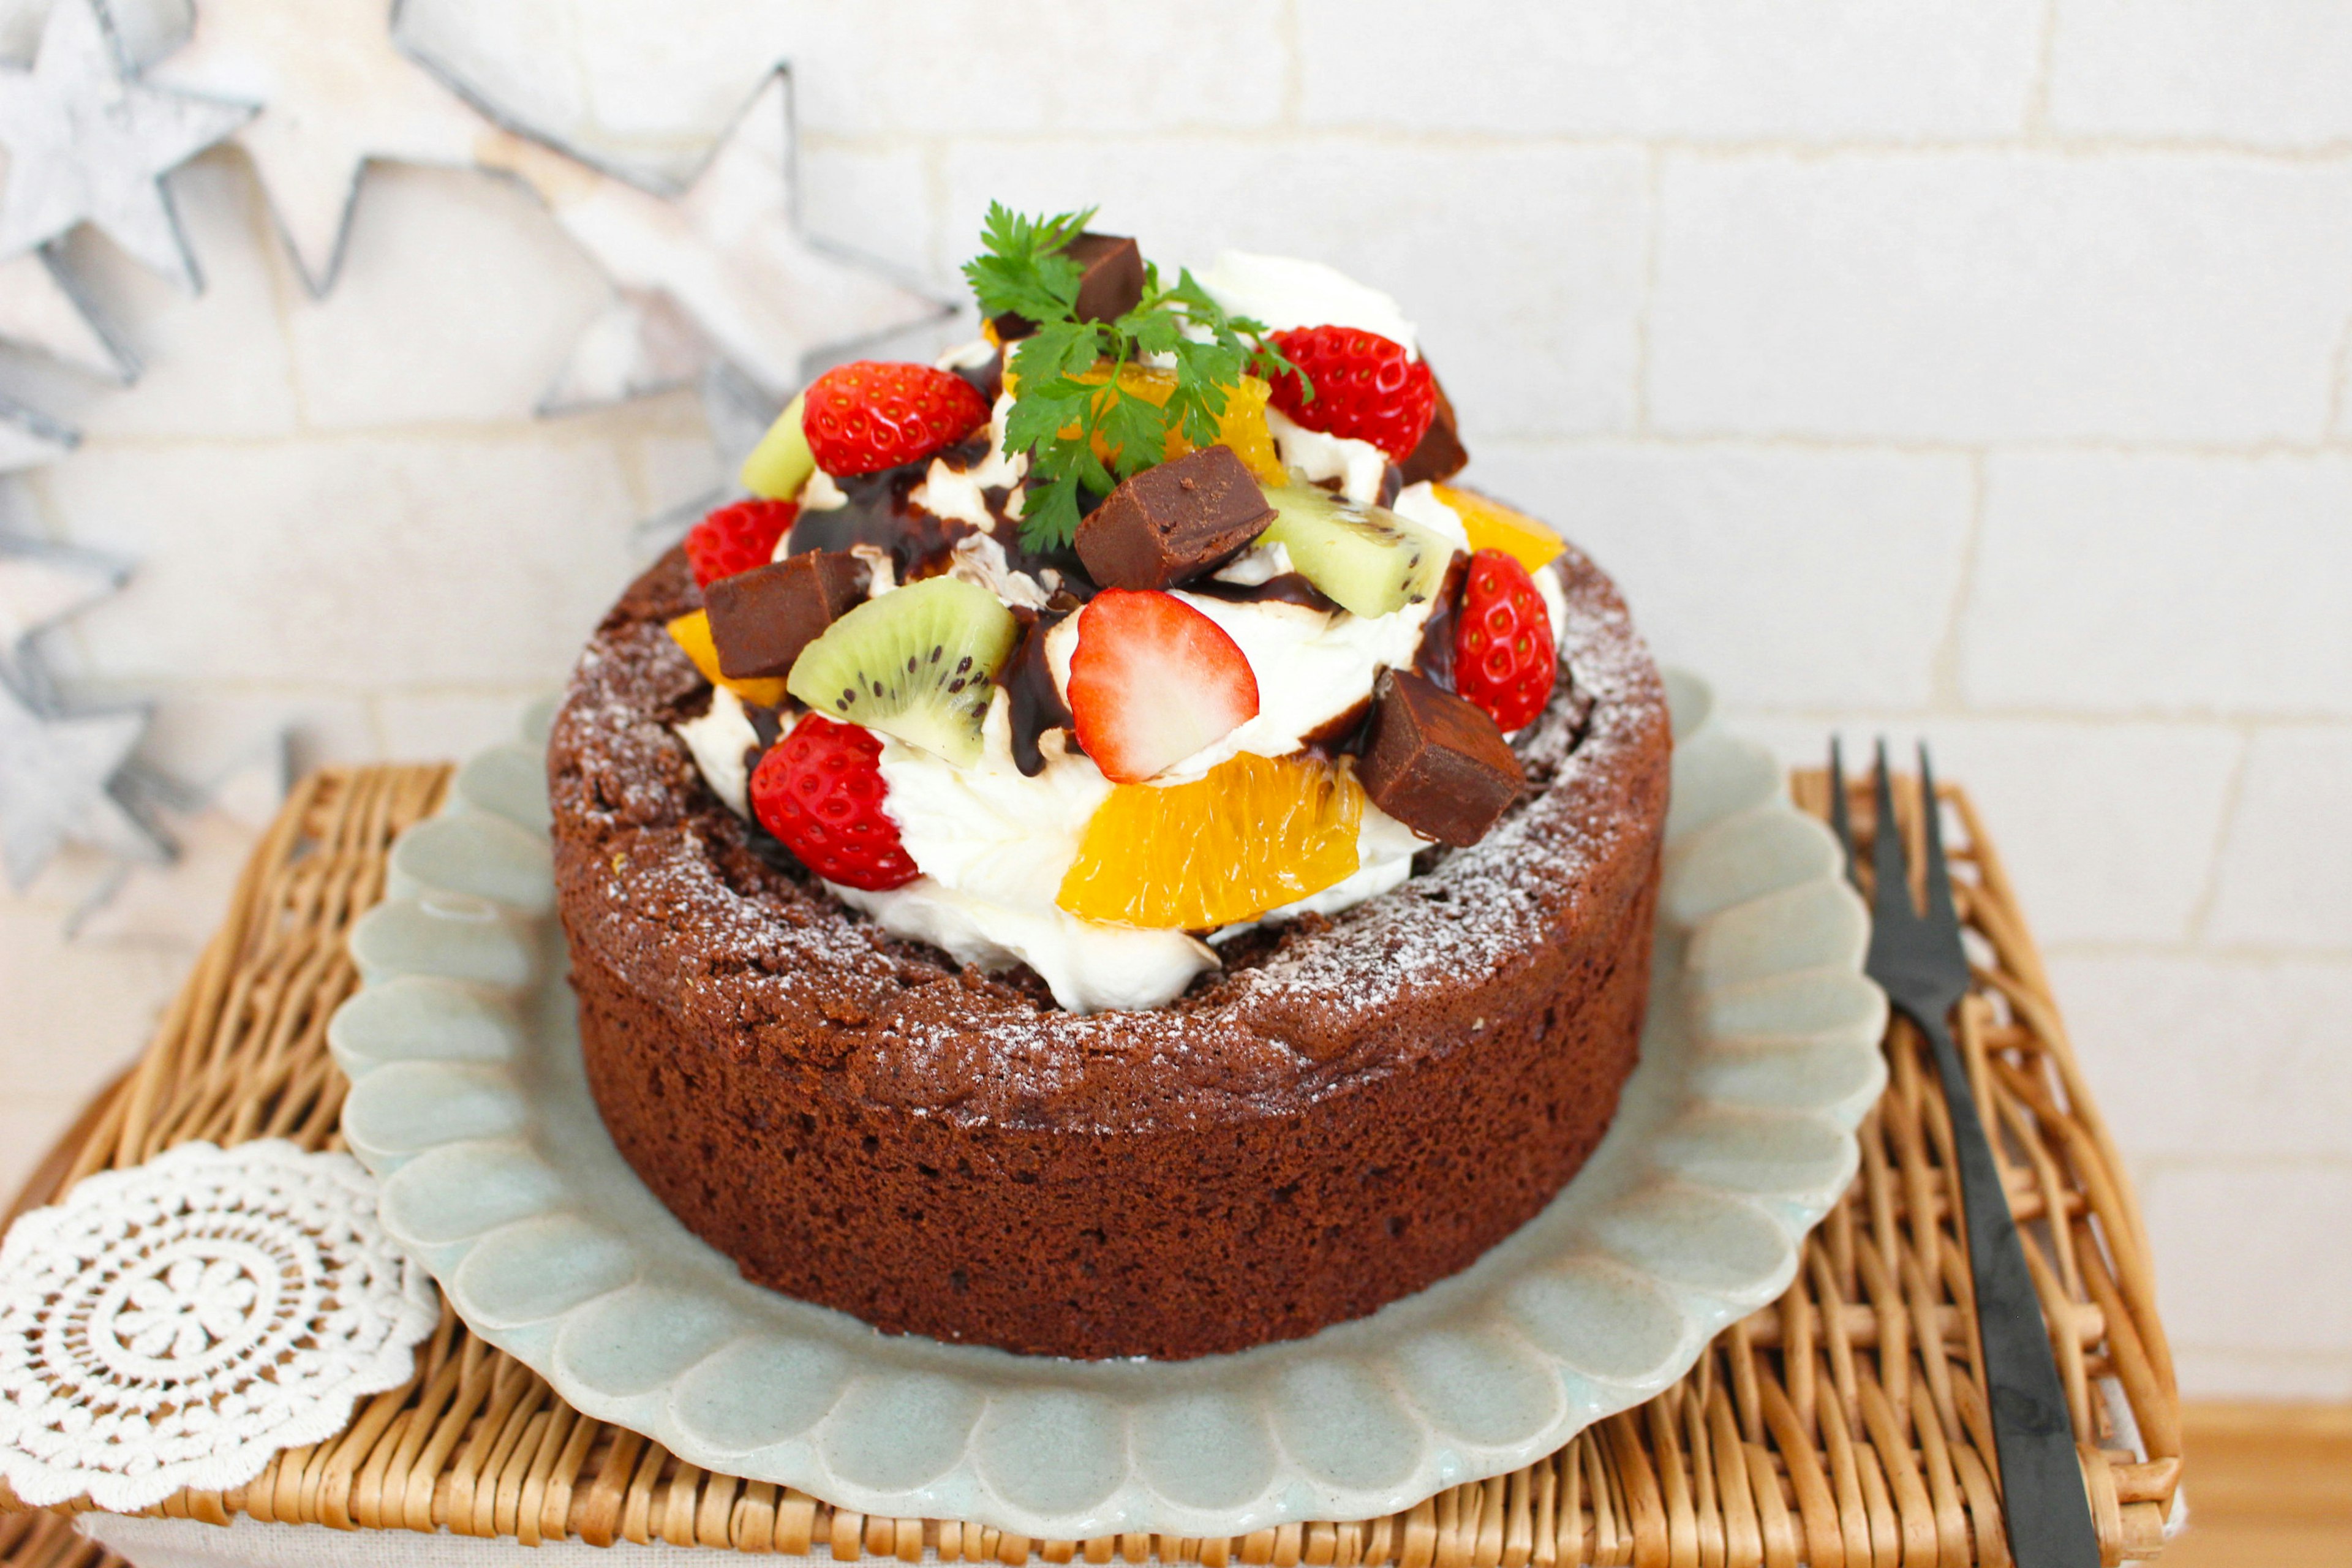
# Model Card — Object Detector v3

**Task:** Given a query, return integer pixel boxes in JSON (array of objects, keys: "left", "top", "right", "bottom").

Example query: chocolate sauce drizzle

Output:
[
  {"left": 950, "top": 350, "right": 1005, "bottom": 409},
  {"left": 787, "top": 431, "right": 1096, "bottom": 602},
  {"left": 1187, "top": 572, "right": 1340, "bottom": 612},
  {"left": 1300, "top": 698, "right": 1373, "bottom": 759},
  {"left": 786, "top": 434, "right": 994, "bottom": 579},
  {"left": 1004, "top": 608, "right": 1074, "bottom": 777},
  {"left": 744, "top": 703, "right": 786, "bottom": 750},
  {"left": 1411, "top": 552, "right": 1472, "bottom": 692}
]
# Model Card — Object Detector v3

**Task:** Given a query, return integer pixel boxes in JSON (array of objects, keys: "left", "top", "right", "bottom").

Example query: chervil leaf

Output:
[
  {"left": 1009, "top": 319, "right": 1104, "bottom": 388},
  {"left": 1099, "top": 379, "right": 1169, "bottom": 472},
  {"left": 1251, "top": 331, "right": 1308, "bottom": 399},
  {"left": 1125, "top": 306, "right": 1182, "bottom": 359},
  {"left": 963, "top": 202, "right": 1095, "bottom": 324},
  {"left": 1002, "top": 376, "right": 1088, "bottom": 456},
  {"left": 1019, "top": 472, "right": 1086, "bottom": 553}
]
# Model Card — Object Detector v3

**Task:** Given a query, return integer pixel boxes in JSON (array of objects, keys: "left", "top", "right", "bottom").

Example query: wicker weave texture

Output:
[{"left": 1, "top": 763, "right": 2180, "bottom": 1566}]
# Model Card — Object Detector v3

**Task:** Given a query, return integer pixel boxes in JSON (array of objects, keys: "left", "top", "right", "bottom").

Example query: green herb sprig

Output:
[{"left": 962, "top": 203, "right": 1303, "bottom": 551}]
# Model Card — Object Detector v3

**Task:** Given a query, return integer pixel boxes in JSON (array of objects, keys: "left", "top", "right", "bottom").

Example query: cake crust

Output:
[{"left": 549, "top": 541, "right": 1670, "bottom": 1361}]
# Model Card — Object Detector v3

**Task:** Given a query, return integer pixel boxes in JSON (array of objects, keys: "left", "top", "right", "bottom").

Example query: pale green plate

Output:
[{"left": 329, "top": 672, "right": 1884, "bottom": 1541}]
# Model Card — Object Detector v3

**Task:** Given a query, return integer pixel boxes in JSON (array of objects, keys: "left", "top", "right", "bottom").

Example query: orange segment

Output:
[
  {"left": 666, "top": 610, "right": 788, "bottom": 709},
  {"left": 1433, "top": 484, "right": 1566, "bottom": 573},
  {"left": 1058, "top": 752, "right": 1363, "bottom": 929},
  {"left": 1006, "top": 361, "right": 1286, "bottom": 485},
  {"left": 1164, "top": 374, "right": 1284, "bottom": 485}
]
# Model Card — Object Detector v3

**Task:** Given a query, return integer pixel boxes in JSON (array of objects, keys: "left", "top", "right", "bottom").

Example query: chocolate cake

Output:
[
  {"left": 546, "top": 216, "right": 1672, "bottom": 1360},
  {"left": 549, "top": 537, "right": 1667, "bottom": 1360}
]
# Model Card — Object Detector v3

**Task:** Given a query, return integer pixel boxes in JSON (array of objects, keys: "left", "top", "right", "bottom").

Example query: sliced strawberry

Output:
[
  {"left": 1453, "top": 549, "right": 1556, "bottom": 733},
  {"left": 1068, "top": 590, "right": 1260, "bottom": 784},
  {"left": 1264, "top": 325, "right": 1437, "bottom": 464},
  {"left": 684, "top": 498, "right": 798, "bottom": 589},
  {"left": 748, "top": 714, "right": 919, "bottom": 891},
  {"left": 802, "top": 360, "right": 990, "bottom": 477}
]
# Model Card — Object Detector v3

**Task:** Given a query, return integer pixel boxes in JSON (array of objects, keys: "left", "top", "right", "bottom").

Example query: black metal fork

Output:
[{"left": 1831, "top": 739, "right": 2100, "bottom": 1567}]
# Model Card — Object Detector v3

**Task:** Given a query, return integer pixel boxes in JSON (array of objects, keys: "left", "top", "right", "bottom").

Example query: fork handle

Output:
[{"left": 1911, "top": 1005, "right": 2103, "bottom": 1567}]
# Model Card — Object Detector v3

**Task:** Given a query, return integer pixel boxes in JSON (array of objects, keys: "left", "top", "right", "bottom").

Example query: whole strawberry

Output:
[
  {"left": 1264, "top": 326, "right": 1436, "bottom": 464},
  {"left": 749, "top": 714, "right": 920, "bottom": 890},
  {"left": 684, "top": 498, "right": 798, "bottom": 589},
  {"left": 1453, "top": 549, "right": 1556, "bottom": 733},
  {"left": 802, "top": 361, "right": 990, "bottom": 477}
]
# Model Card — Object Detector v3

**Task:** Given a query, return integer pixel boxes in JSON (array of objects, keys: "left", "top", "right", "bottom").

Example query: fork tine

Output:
[
  {"left": 1828, "top": 736, "right": 1856, "bottom": 885},
  {"left": 1870, "top": 737, "right": 1910, "bottom": 919},
  {"left": 1917, "top": 742, "right": 1962, "bottom": 938}
]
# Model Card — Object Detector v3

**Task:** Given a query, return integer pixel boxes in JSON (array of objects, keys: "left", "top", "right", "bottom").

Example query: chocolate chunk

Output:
[
  {"left": 1377, "top": 463, "right": 1404, "bottom": 509},
  {"left": 1357, "top": 668, "right": 1523, "bottom": 847},
  {"left": 992, "top": 232, "right": 1146, "bottom": 341},
  {"left": 1075, "top": 445, "right": 1278, "bottom": 590},
  {"left": 705, "top": 550, "right": 870, "bottom": 680},
  {"left": 1398, "top": 375, "right": 1469, "bottom": 486},
  {"left": 1068, "top": 232, "right": 1145, "bottom": 323}
]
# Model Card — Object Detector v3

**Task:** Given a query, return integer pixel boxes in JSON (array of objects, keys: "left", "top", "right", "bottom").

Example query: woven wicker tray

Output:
[{"left": 1, "top": 762, "right": 2180, "bottom": 1567}]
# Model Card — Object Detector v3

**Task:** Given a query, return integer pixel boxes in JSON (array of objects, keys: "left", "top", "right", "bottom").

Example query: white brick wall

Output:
[
  {"left": 1651, "top": 154, "right": 2352, "bottom": 443},
  {"left": 1962, "top": 454, "right": 2352, "bottom": 715},
  {"left": 2207, "top": 729, "right": 2352, "bottom": 948},
  {"left": 2048, "top": 2, "right": 2352, "bottom": 148},
  {"left": 1472, "top": 443, "right": 1975, "bottom": 707},
  {"left": 1295, "top": 0, "right": 2044, "bottom": 142},
  {"left": 1, "top": 0, "right": 2346, "bottom": 1398}
]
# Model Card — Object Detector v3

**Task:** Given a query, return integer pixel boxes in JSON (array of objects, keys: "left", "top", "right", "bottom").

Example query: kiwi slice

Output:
[
  {"left": 1258, "top": 481, "right": 1455, "bottom": 619},
  {"left": 738, "top": 389, "right": 815, "bottom": 499},
  {"left": 786, "top": 576, "right": 1017, "bottom": 764}
]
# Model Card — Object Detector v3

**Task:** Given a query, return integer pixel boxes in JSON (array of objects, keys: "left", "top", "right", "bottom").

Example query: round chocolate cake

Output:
[
  {"left": 549, "top": 538, "right": 1667, "bottom": 1360},
  {"left": 548, "top": 218, "right": 1672, "bottom": 1360}
]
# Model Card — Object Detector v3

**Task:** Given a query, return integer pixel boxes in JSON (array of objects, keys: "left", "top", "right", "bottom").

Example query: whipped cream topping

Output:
[
  {"left": 1267, "top": 409, "right": 1389, "bottom": 505},
  {"left": 848, "top": 702, "right": 1218, "bottom": 1012},
  {"left": 1196, "top": 251, "right": 1420, "bottom": 358},
  {"left": 671, "top": 255, "right": 1564, "bottom": 1015},
  {"left": 852, "top": 686, "right": 1446, "bottom": 1011},
  {"left": 676, "top": 686, "right": 754, "bottom": 817}
]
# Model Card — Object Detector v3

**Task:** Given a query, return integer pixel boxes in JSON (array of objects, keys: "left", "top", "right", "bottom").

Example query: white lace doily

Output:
[{"left": 0, "top": 1139, "right": 439, "bottom": 1511}]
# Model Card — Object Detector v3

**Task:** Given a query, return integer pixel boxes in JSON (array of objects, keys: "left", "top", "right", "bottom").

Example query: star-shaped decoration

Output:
[
  {"left": 0, "top": 530, "right": 126, "bottom": 689},
  {"left": 0, "top": 671, "right": 157, "bottom": 888},
  {"left": 467, "top": 71, "right": 946, "bottom": 410},
  {"left": 74, "top": 734, "right": 284, "bottom": 940},
  {"left": 0, "top": 246, "right": 137, "bottom": 380},
  {"left": 148, "top": 0, "right": 488, "bottom": 295},
  {"left": 0, "top": 394, "right": 78, "bottom": 471},
  {"left": 0, "top": 0, "right": 255, "bottom": 291},
  {"left": 394, "top": 0, "right": 781, "bottom": 194},
  {"left": 628, "top": 362, "right": 780, "bottom": 557}
]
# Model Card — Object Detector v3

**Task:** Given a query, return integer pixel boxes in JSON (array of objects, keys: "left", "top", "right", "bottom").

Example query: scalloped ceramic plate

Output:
[{"left": 330, "top": 671, "right": 1884, "bottom": 1541}]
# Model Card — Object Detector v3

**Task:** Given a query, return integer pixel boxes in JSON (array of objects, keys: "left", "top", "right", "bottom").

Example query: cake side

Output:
[
  {"left": 549, "top": 542, "right": 1669, "bottom": 1359},
  {"left": 569, "top": 865, "right": 1654, "bottom": 1360}
]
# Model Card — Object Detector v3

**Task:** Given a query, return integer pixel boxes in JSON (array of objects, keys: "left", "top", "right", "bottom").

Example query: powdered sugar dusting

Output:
[{"left": 547, "top": 540, "right": 1668, "bottom": 1133}]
